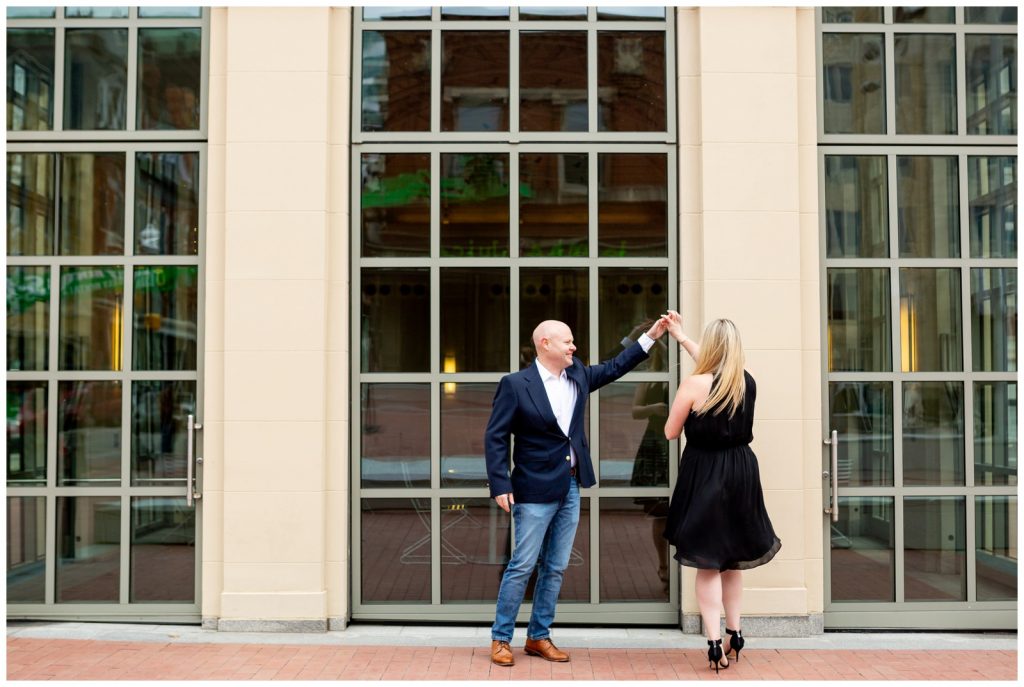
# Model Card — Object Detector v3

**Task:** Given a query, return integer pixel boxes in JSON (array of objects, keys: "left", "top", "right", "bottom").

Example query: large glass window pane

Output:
[
  {"left": 975, "top": 382, "right": 1017, "bottom": 486},
  {"left": 521, "top": 7, "right": 586, "bottom": 20},
  {"left": 7, "top": 7, "right": 55, "bottom": 18},
  {"left": 966, "top": 35, "right": 1017, "bottom": 136},
  {"left": 360, "top": 268, "right": 429, "bottom": 373},
  {"left": 7, "top": 266, "right": 49, "bottom": 371},
  {"left": 822, "top": 7, "right": 883, "bottom": 23},
  {"left": 135, "top": 152, "right": 200, "bottom": 255},
  {"left": 976, "top": 496, "right": 1017, "bottom": 601},
  {"left": 520, "top": 268, "right": 589, "bottom": 368},
  {"left": 904, "top": 496, "right": 966, "bottom": 601},
  {"left": 133, "top": 266, "right": 198, "bottom": 371},
  {"left": 899, "top": 268, "right": 962, "bottom": 372},
  {"left": 7, "top": 382, "right": 47, "bottom": 486},
  {"left": 441, "top": 7, "right": 509, "bottom": 20},
  {"left": 58, "top": 380, "right": 122, "bottom": 485},
  {"left": 440, "top": 152, "right": 510, "bottom": 257},
  {"left": 442, "top": 31, "right": 509, "bottom": 132},
  {"left": 440, "top": 268, "right": 510, "bottom": 372},
  {"left": 894, "top": 34, "right": 956, "bottom": 135},
  {"left": 830, "top": 497, "right": 894, "bottom": 602},
  {"left": 7, "top": 496, "right": 45, "bottom": 603},
  {"left": 966, "top": 7, "right": 1018, "bottom": 24},
  {"left": 827, "top": 268, "right": 892, "bottom": 372},
  {"left": 598, "top": 153, "right": 667, "bottom": 257},
  {"left": 969, "top": 156, "right": 1016, "bottom": 258},
  {"left": 894, "top": 7, "right": 954, "bottom": 23},
  {"left": 520, "top": 32, "right": 587, "bottom": 132},
  {"left": 7, "top": 152, "right": 55, "bottom": 256},
  {"left": 362, "top": 7, "right": 431, "bottom": 20},
  {"left": 597, "top": 7, "right": 666, "bottom": 20},
  {"left": 132, "top": 380, "right": 196, "bottom": 486},
  {"left": 64, "top": 28, "right": 129, "bottom": 130},
  {"left": 897, "top": 156, "right": 959, "bottom": 258},
  {"left": 441, "top": 383, "right": 495, "bottom": 488},
  {"left": 598, "top": 268, "right": 668, "bottom": 372},
  {"left": 597, "top": 32, "right": 666, "bottom": 131},
  {"left": 599, "top": 381, "right": 669, "bottom": 489},
  {"left": 361, "top": 152, "right": 430, "bottom": 256},
  {"left": 440, "top": 498, "right": 509, "bottom": 602},
  {"left": 520, "top": 153, "right": 588, "bottom": 256},
  {"left": 361, "top": 498, "right": 431, "bottom": 602},
  {"left": 137, "top": 28, "right": 201, "bottom": 130},
  {"left": 59, "top": 266, "right": 124, "bottom": 371},
  {"left": 60, "top": 152, "right": 126, "bottom": 256},
  {"left": 361, "top": 384, "right": 429, "bottom": 489},
  {"left": 971, "top": 268, "right": 1017, "bottom": 372},
  {"left": 56, "top": 496, "right": 121, "bottom": 602},
  {"left": 599, "top": 497, "right": 670, "bottom": 601},
  {"left": 130, "top": 497, "right": 194, "bottom": 602},
  {"left": 361, "top": 31, "right": 431, "bottom": 132},
  {"left": 828, "top": 382, "right": 893, "bottom": 487},
  {"left": 902, "top": 381, "right": 964, "bottom": 486},
  {"left": 526, "top": 499, "right": 590, "bottom": 602},
  {"left": 138, "top": 7, "right": 202, "bottom": 18},
  {"left": 7, "top": 29, "right": 55, "bottom": 131},
  {"left": 65, "top": 7, "right": 129, "bottom": 18},
  {"left": 822, "top": 33, "right": 885, "bottom": 134},
  {"left": 824, "top": 155, "right": 888, "bottom": 258}
]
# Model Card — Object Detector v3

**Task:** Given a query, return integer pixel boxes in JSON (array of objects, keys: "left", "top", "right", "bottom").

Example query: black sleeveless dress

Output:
[{"left": 663, "top": 371, "right": 782, "bottom": 571}]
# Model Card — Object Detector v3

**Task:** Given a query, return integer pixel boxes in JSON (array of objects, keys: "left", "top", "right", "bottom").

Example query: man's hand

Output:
[
  {"left": 646, "top": 315, "right": 669, "bottom": 340},
  {"left": 495, "top": 493, "right": 515, "bottom": 512}
]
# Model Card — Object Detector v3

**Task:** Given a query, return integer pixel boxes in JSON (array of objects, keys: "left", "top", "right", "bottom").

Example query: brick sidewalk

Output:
[{"left": 5, "top": 638, "right": 1017, "bottom": 681}]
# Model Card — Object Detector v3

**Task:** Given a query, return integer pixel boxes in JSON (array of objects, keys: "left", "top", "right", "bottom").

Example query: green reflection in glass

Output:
[
  {"left": 138, "top": 28, "right": 201, "bottom": 130},
  {"left": 831, "top": 497, "right": 894, "bottom": 602},
  {"left": 897, "top": 156, "right": 959, "bottom": 258},
  {"left": 904, "top": 496, "right": 966, "bottom": 601},
  {"left": 7, "top": 496, "right": 46, "bottom": 602},
  {"left": 7, "top": 266, "right": 49, "bottom": 371},
  {"left": 6, "top": 152, "right": 55, "bottom": 256},
  {"left": 828, "top": 382, "right": 893, "bottom": 486},
  {"left": 974, "top": 382, "right": 1017, "bottom": 487},
  {"left": 827, "top": 268, "right": 891, "bottom": 372},
  {"left": 824, "top": 155, "right": 888, "bottom": 258},
  {"left": 64, "top": 28, "right": 129, "bottom": 130},
  {"left": 976, "top": 496, "right": 1017, "bottom": 601},
  {"left": 902, "top": 381, "right": 964, "bottom": 486},
  {"left": 59, "top": 266, "right": 124, "bottom": 371},
  {"left": 895, "top": 34, "right": 956, "bottom": 135},
  {"left": 7, "top": 382, "right": 47, "bottom": 486},
  {"left": 440, "top": 153, "right": 510, "bottom": 256},
  {"left": 7, "top": 29, "right": 55, "bottom": 131},
  {"left": 969, "top": 156, "right": 1017, "bottom": 258},
  {"left": 131, "top": 380, "right": 196, "bottom": 485},
  {"left": 133, "top": 266, "right": 199, "bottom": 371},
  {"left": 822, "top": 33, "right": 885, "bottom": 134},
  {"left": 520, "top": 154, "right": 588, "bottom": 256},
  {"left": 361, "top": 153, "right": 430, "bottom": 256},
  {"left": 971, "top": 268, "right": 1017, "bottom": 372},
  {"left": 966, "top": 35, "right": 1017, "bottom": 135},
  {"left": 899, "top": 268, "right": 962, "bottom": 372}
]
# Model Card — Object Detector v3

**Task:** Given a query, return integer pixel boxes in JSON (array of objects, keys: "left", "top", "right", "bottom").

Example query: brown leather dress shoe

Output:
[
  {"left": 490, "top": 640, "right": 514, "bottom": 667},
  {"left": 524, "top": 637, "right": 570, "bottom": 662}
]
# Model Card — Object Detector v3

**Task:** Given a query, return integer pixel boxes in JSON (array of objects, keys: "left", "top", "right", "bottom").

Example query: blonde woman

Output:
[{"left": 661, "top": 311, "right": 781, "bottom": 673}]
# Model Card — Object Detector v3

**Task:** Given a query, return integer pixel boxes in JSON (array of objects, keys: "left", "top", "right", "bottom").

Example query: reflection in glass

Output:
[
  {"left": 7, "top": 266, "right": 49, "bottom": 371},
  {"left": 7, "top": 496, "right": 45, "bottom": 602},
  {"left": 972, "top": 268, "right": 1017, "bottom": 372},
  {"left": 520, "top": 268, "right": 589, "bottom": 368},
  {"left": 520, "top": 154, "right": 587, "bottom": 256},
  {"left": 361, "top": 153, "right": 430, "bottom": 256},
  {"left": 65, "top": 7, "right": 129, "bottom": 18},
  {"left": 520, "top": 32, "right": 587, "bottom": 132},
  {"left": 598, "top": 32, "right": 666, "bottom": 131},
  {"left": 521, "top": 7, "right": 586, "bottom": 20},
  {"left": 824, "top": 155, "right": 888, "bottom": 258},
  {"left": 966, "top": 35, "right": 1017, "bottom": 135},
  {"left": 441, "top": 268, "right": 510, "bottom": 372},
  {"left": 969, "top": 156, "right": 1017, "bottom": 258},
  {"left": 975, "top": 382, "right": 1017, "bottom": 486},
  {"left": 7, "top": 7, "right": 56, "bottom": 18},
  {"left": 600, "top": 382, "right": 669, "bottom": 489},
  {"left": 130, "top": 497, "right": 195, "bottom": 602},
  {"left": 440, "top": 498, "right": 509, "bottom": 602},
  {"left": 966, "top": 7, "right": 1018, "bottom": 24},
  {"left": 895, "top": 34, "right": 956, "bottom": 135},
  {"left": 362, "top": 7, "right": 431, "bottom": 20},
  {"left": 598, "top": 268, "right": 668, "bottom": 372},
  {"left": 132, "top": 381, "right": 196, "bottom": 486},
  {"left": 600, "top": 497, "right": 670, "bottom": 601},
  {"left": 59, "top": 266, "right": 124, "bottom": 371},
  {"left": 361, "top": 268, "right": 429, "bottom": 373},
  {"left": 7, "top": 382, "right": 47, "bottom": 486},
  {"left": 904, "top": 496, "right": 966, "bottom": 601},
  {"left": 822, "top": 33, "right": 885, "bottom": 134},
  {"left": 7, "top": 152, "right": 55, "bottom": 256},
  {"left": 598, "top": 153, "right": 667, "bottom": 256},
  {"left": 137, "top": 28, "right": 201, "bottom": 130},
  {"left": 361, "top": 384, "right": 429, "bottom": 488},
  {"left": 58, "top": 381, "right": 122, "bottom": 485},
  {"left": 60, "top": 152, "right": 126, "bottom": 256},
  {"left": 894, "top": 7, "right": 954, "bottom": 23},
  {"left": 827, "top": 268, "right": 891, "bottom": 372},
  {"left": 442, "top": 31, "right": 509, "bottom": 131},
  {"left": 828, "top": 382, "right": 893, "bottom": 487},
  {"left": 899, "top": 268, "right": 962, "bottom": 372},
  {"left": 138, "top": 7, "right": 202, "bottom": 18},
  {"left": 135, "top": 152, "right": 200, "bottom": 255},
  {"left": 441, "top": 6, "right": 509, "bottom": 19},
  {"left": 830, "top": 497, "right": 894, "bottom": 602},
  {"left": 897, "top": 156, "right": 959, "bottom": 258},
  {"left": 440, "top": 153, "right": 509, "bottom": 256},
  {"left": 56, "top": 496, "right": 120, "bottom": 602},
  {"left": 976, "top": 496, "right": 1017, "bottom": 601},
  {"left": 361, "top": 31, "right": 430, "bottom": 132},
  {"left": 64, "top": 29, "right": 128, "bottom": 130},
  {"left": 597, "top": 7, "right": 666, "bottom": 20},
  {"left": 902, "top": 381, "right": 964, "bottom": 486},
  {"left": 133, "top": 266, "right": 199, "bottom": 371},
  {"left": 822, "top": 7, "right": 883, "bottom": 23},
  {"left": 7, "top": 29, "right": 55, "bottom": 131},
  {"left": 361, "top": 499, "right": 431, "bottom": 602},
  {"left": 441, "top": 384, "right": 495, "bottom": 488},
  {"left": 527, "top": 499, "right": 590, "bottom": 602}
]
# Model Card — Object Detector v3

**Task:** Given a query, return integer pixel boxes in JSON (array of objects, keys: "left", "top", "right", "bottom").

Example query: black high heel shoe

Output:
[
  {"left": 725, "top": 628, "right": 744, "bottom": 662},
  {"left": 707, "top": 638, "right": 728, "bottom": 673}
]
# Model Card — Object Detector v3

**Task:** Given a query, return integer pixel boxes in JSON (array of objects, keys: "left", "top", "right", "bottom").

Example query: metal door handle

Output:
[
  {"left": 187, "top": 414, "right": 203, "bottom": 507},
  {"left": 823, "top": 429, "right": 838, "bottom": 522}
]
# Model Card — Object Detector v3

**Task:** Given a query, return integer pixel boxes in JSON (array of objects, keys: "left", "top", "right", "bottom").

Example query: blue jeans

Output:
[{"left": 491, "top": 480, "right": 580, "bottom": 642}]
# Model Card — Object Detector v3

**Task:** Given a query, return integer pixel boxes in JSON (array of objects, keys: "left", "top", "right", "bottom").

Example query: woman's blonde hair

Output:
[{"left": 692, "top": 318, "right": 746, "bottom": 417}]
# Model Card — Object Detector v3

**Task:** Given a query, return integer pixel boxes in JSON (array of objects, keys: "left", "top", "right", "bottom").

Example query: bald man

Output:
[{"left": 485, "top": 318, "right": 667, "bottom": 666}]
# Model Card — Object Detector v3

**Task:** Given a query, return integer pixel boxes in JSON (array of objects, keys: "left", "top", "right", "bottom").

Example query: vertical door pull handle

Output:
[{"left": 823, "top": 430, "right": 838, "bottom": 522}]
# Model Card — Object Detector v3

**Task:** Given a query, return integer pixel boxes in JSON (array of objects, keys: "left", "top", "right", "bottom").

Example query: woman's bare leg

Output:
[
  {"left": 694, "top": 569, "right": 723, "bottom": 641},
  {"left": 721, "top": 569, "right": 743, "bottom": 653}
]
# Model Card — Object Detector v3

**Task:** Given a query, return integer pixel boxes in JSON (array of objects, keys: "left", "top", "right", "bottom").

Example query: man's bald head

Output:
[{"left": 532, "top": 320, "right": 576, "bottom": 371}]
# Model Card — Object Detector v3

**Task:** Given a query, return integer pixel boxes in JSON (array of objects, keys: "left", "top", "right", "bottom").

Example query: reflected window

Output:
[
  {"left": 131, "top": 381, "right": 196, "bottom": 485},
  {"left": 598, "top": 32, "right": 666, "bottom": 131},
  {"left": 822, "top": 33, "right": 885, "bottom": 134},
  {"left": 363, "top": 7, "right": 431, "bottom": 21},
  {"left": 133, "top": 266, "right": 199, "bottom": 371},
  {"left": 520, "top": 32, "right": 587, "bottom": 132},
  {"left": 822, "top": 7, "right": 883, "bottom": 23},
  {"left": 6, "top": 153, "right": 55, "bottom": 256},
  {"left": 7, "top": 29, "right": 55, "bottom": 131},
  {"left": 7, "top": 382, "right": 48, "bottom": 486},
  {"left": 60, "top": 152, "right": 126, "bottom": 256},
  {"left": 440, "top": 153, "right": 509, "bottom": 256},
  {"left": 824, "top": 155, "right": 888, "bottom": 258},
  {"left": 361, "top": 31, "right": 430, "bottom": 132},
  {"left": 968, "top": 156, "right": 1017, "bottom": 258},
  {"left": 64, "top": 28, "right": 129, "bottom": 130},
  {"left": 976, "top": 496, "right": 1017, "bottom": 601},
  {"left": 828, "top": 382, "right": 893, "bottom": 487},
  {"left": 519, "top": 268, "right": 589, "bottom": 367},
  {"left": 966, "top": 35, "right": 1017, "bottom": 135},
  {"left": 442, "top": 31, "right": 509, "bottom": 131},
  {"left": 899, "top": 268, "right": 962, "bottom": 372},
  {"left": 894, "top": 34, "right": 956, "bottom": 135},
  {"left": 827, "top": 268, "right": 892, "bottom": 372},
  {"left": 137, "top": 28, "right": 201, "bottom": 130},
  {"left": 7, "top": 266, "right": 49, "bottom": 371},
  {"left": 440, "top": 498, "right": 509, "bottom": 601},
  {"left": 894, "top": 7, "right": 954, "bottom": 23},
  {"left": 59, "top": 266, "right": 125, "bottom": 371},
  {"left": 971, "top": 268, "right": 1017, "bottom": 372},
  {"left": 7, "top": 496, "right": 46, "bottom": 602},
  {"left": 57, "top": 380, "right": 122, "bottom": 485},
  {"left": 65, "top": 7, "right": 129, "bottom": 19},
  {"left": 974, "top": 382, "right": 1017, "bottom": 487},
  {"left": 135, "top": 152, "right": 199, "bottom": 255},
  {"left": 896, "top": 156, "right": 959, "bottom": 258}
]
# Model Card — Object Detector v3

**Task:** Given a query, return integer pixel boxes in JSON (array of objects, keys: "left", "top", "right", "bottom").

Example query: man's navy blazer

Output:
[{"left": 484, "top": 341, "right": 649, "bottom": 503}]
